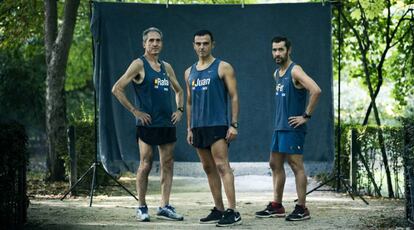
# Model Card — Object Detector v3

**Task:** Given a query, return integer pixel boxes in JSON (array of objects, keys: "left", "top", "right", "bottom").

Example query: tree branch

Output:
[
  {"left": 341, "top": 4, "right": 376, "bottom": 125},
  {"left": 385, "top": 0, "right": 391, "bottom": 44},
  {"left": 340, "top": 5, "right": 367, "bottom": 53},
  {"left": 390, "top": 25, "right": 413, "bottom": 48},
  {"left": 389, "top": 9, "right": 412, "bottom": 45},
  {"left": 51, "top": 0, "right": 80, "bottom": 75},
  {"left": 44, "top": 0, "right": 57, "bottom": 65},
  {"left": 357, "top": 0, "right": 371, "bottom": 49}
]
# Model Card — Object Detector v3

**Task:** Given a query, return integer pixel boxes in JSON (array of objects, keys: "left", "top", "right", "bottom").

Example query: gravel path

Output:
[{"left": 25, "top": 175, "right": 407, "bottom": 229}]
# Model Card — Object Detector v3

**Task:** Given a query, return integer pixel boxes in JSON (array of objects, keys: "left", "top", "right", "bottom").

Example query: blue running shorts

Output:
[{"left": 270, "top": 130, "right": 306, "bottom": 154}]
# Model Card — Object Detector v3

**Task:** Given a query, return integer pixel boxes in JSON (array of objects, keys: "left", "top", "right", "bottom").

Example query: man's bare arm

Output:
[
  {"left": 184, "top": 67, "right": 193, "bottom": 145},
  {"left": 292, "top": 65, "right": 321, "bottom": 116},
  {"left": 220, "top": 61, "right": 239, "bottom": 142},
  {"left": 164, "top": 62, "right": 184, "bottom": 125},
  {"left": 288, "top": 65, "right": 322, "bottom": 128},
  {"left": 112, "top": 59, "right": 151, "bottom": 125}
]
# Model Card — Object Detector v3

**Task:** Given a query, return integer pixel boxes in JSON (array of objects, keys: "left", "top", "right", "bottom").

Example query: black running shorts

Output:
[
  {"left": 136, "top": 126, "right": 176, "bottom": 145},
  {"left": 191, "top": 126, "right": 228, "bottom": 149}
]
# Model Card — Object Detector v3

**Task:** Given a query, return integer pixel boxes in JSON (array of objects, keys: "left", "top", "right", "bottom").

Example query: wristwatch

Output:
[
  {"left": 302, "top": 112, "right": 312, "bottom": 119},
  {"left": 231, "top": 122, "right": 239, "bottom": 129},
  {"left": 177, "top": 107, "right": 184, "bottom": 113}
]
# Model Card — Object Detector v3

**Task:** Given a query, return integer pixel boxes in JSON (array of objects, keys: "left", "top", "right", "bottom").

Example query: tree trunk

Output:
[
  {"left": 361, "top": 0, "right": 396, "bottom": 197},
  {"left": 44, "top": 0, "right": 80, "bottom": 181},
  {"left": 361, "top": 86, "right": 381, "bottom": 125},
  {"left": 341, "top": 1, "right": 395, "bottom": 197},
  {"left": 360, "top": 49, "right": 394, "bottom": 197}
]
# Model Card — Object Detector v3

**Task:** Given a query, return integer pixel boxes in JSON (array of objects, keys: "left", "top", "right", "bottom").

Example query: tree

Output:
[
  {"left": 0, "top": 50, "right": 46, "bottom": 133},
  {"left": 44, "top": 0, "right": 80, "bottom": 181},
  {"left": 339, "top": 0, "right": 414, "bottom": 197},
  {"left": 0, "top": 1, "right": 46, "bottom": 133},
  {"left": 65, "top": 1, "right": 94, "bottom": 123}
]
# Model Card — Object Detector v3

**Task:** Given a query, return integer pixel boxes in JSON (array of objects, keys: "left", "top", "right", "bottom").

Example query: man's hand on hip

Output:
[
  {"left": 133, "top": 109, "right": 152, "bottom": 126},
  {"left": 288, "top": 116, "right": 308, "bottom": 128}
]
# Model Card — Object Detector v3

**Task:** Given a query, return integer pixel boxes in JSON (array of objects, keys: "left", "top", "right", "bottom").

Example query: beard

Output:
[{"left": 274, "top": 55, "right": 287, "bottom": 65}]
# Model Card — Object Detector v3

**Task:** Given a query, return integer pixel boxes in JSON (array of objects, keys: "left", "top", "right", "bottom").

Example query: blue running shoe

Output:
[
  {"left": 136, "top": 205, "right": 150, "bottom": 222},
  {"left": 156, "top": 204, "right": 184, "bottom": 221}
]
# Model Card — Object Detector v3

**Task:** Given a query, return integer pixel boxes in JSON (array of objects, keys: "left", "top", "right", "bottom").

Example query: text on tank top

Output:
[
  {"left": 274, "top": 62, "right": 307, "bottom": 132},
  {"left": 188, "top": 58, "right": 229, "bottom": 128},
  {"left": 132, "top": 56, "right": 173, "bottom": 127}
]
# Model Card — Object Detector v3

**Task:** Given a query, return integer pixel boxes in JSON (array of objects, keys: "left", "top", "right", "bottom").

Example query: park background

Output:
[{"left": 0, "top": 0, "right": 413, "bottom": 229}]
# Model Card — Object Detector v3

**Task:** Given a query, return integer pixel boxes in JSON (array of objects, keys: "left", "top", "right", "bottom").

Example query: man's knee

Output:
[
  {"left": 138, "top": 159, "right": 153, "bottom": 174},
  {"left": 216, "top": 162, "right": 232, "bottom": 176},
  {"left": 269, "top": 161, "right": 283, "bottom": 172},
  {"left": 269, "top": 161, "right": 276, "bottom": 171},
  {"left": 287, "top": 159, "right": 304, "bottom": 174},
  {"left": 201, "top": 161, "right": 217, "bottom": 175},
  {"left": 160, "top": 150, "right": 174, "bottom": 164},
  {"left": 161, "top": 156, "right": 174, "bottom": 172}
]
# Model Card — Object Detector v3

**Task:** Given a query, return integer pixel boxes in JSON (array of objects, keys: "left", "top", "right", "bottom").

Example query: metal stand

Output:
[
  {"left": 60, "top": 0, "right": 138, "bottom": 207},
  {"left": 301, "top": 1, "right": 368, "bottom": 205},
  {"left": 303, "top": 174, "right": 368, "bottom": 204},
  {"left": 60, "top": 161, "right": 138, "bottom": 207}
]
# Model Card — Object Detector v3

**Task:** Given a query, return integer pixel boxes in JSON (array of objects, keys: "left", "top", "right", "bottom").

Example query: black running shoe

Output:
[
  {"left": 216, "top": 209, "right": 242, "bottom": 227},
  {"left": 255, "top": 201, "right": 286, "bottom": 218},
  {"left": 199, "top": 207, "right": 223, "bottom": 224},
  {"left": 285, "top": 204, "right": 310, "bottom": 221}
]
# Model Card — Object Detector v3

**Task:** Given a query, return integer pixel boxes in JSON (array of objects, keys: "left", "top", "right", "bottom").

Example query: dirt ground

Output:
[{"left": 25, "top": 175, "right": 408, "bottom": 229}]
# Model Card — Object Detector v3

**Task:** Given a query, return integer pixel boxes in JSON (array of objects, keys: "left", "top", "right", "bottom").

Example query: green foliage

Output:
[
  {"left": 65, "top": 1, "right": 95, "bottom": 125},
  {"left": 0, "top": 0, "right": 44, "bottom": 52},
  {"left": 0, "top": 1, "right": 46, "bottom": 135},
  {"left": 356, "top": 125, "right": 404, "bottom": 197},
  {"left": 334, "top": 123, "right": 353, "bottom": 180},
  {"left": 335, "top": 123, "right": 405, "bottom": 197},
  {"left": 62, "top": 120, "right": 110, "bottom": 190},
  {"left": 67, "top": 90, "right": 95, "bottom": 124},
  {"left": 0, "top": 49, "right": 46, "bottom": 134},
  {"left": 337, "top": 0, "right": 414, "bottom": 122},
  {"left": 63, "top": 121, "right": 93, "bottom": 180},
  {"left": 66, "top": 1, "right": 93, "bottom": 92}
]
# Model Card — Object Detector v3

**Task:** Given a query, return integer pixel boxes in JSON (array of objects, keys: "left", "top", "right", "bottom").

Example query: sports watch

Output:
[{"left": 302, "top": 112, "right": 312, "bottom": 119}]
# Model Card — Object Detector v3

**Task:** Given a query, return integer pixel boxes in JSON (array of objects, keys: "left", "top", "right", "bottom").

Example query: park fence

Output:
[
  {"left": 404, "top": 119, "right": 414, "bottom": 225},
  {"left": 0, "top": 120, "right": 29, "bottom": 229}
]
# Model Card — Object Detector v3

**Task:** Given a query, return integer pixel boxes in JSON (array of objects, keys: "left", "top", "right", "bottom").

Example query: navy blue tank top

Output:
[
  {"left": 133, "top": 56, "right": 173, "bottom": 127},
  {"left": 188, "top": 59, "right": 229, "bottom": 128},
  {"left": 274, "top": 62, "right": 307, "bottom": 132}
]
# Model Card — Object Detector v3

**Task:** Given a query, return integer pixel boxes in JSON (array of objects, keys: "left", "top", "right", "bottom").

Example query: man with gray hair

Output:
[{"left": 112, "top": 27, "right": 184, "bottom": 222}]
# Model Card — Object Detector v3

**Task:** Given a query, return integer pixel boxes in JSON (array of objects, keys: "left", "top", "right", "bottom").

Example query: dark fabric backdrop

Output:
[{"left": 91, "top": 2, "right": 334, "bottom": 175}]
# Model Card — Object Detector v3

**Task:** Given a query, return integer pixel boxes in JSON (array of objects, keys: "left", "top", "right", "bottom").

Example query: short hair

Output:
[
  {"left": 193, "top": 30, "right": 214, "bottom": 42},
  {"left": 142, "top": 27, "right": 163, "bottom": 42},
  {"left": 271, "top": 36, "right": 291, "bottom": 50}
]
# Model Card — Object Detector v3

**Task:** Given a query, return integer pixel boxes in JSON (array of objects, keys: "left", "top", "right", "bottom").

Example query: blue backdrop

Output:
[{"left": 91, "top": 2, "right": 334, "bottom": 175}]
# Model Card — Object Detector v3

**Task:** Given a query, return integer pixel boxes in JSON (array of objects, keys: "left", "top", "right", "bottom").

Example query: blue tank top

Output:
[
  {"left": 132, "top": 56, "right": 173, "bottom": 127},
  {"left": 274, "top": 62, "right": 307, "bottom": 132},
  {"left": 188, "top": 59, "right": 229, "bottom": 128}
]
